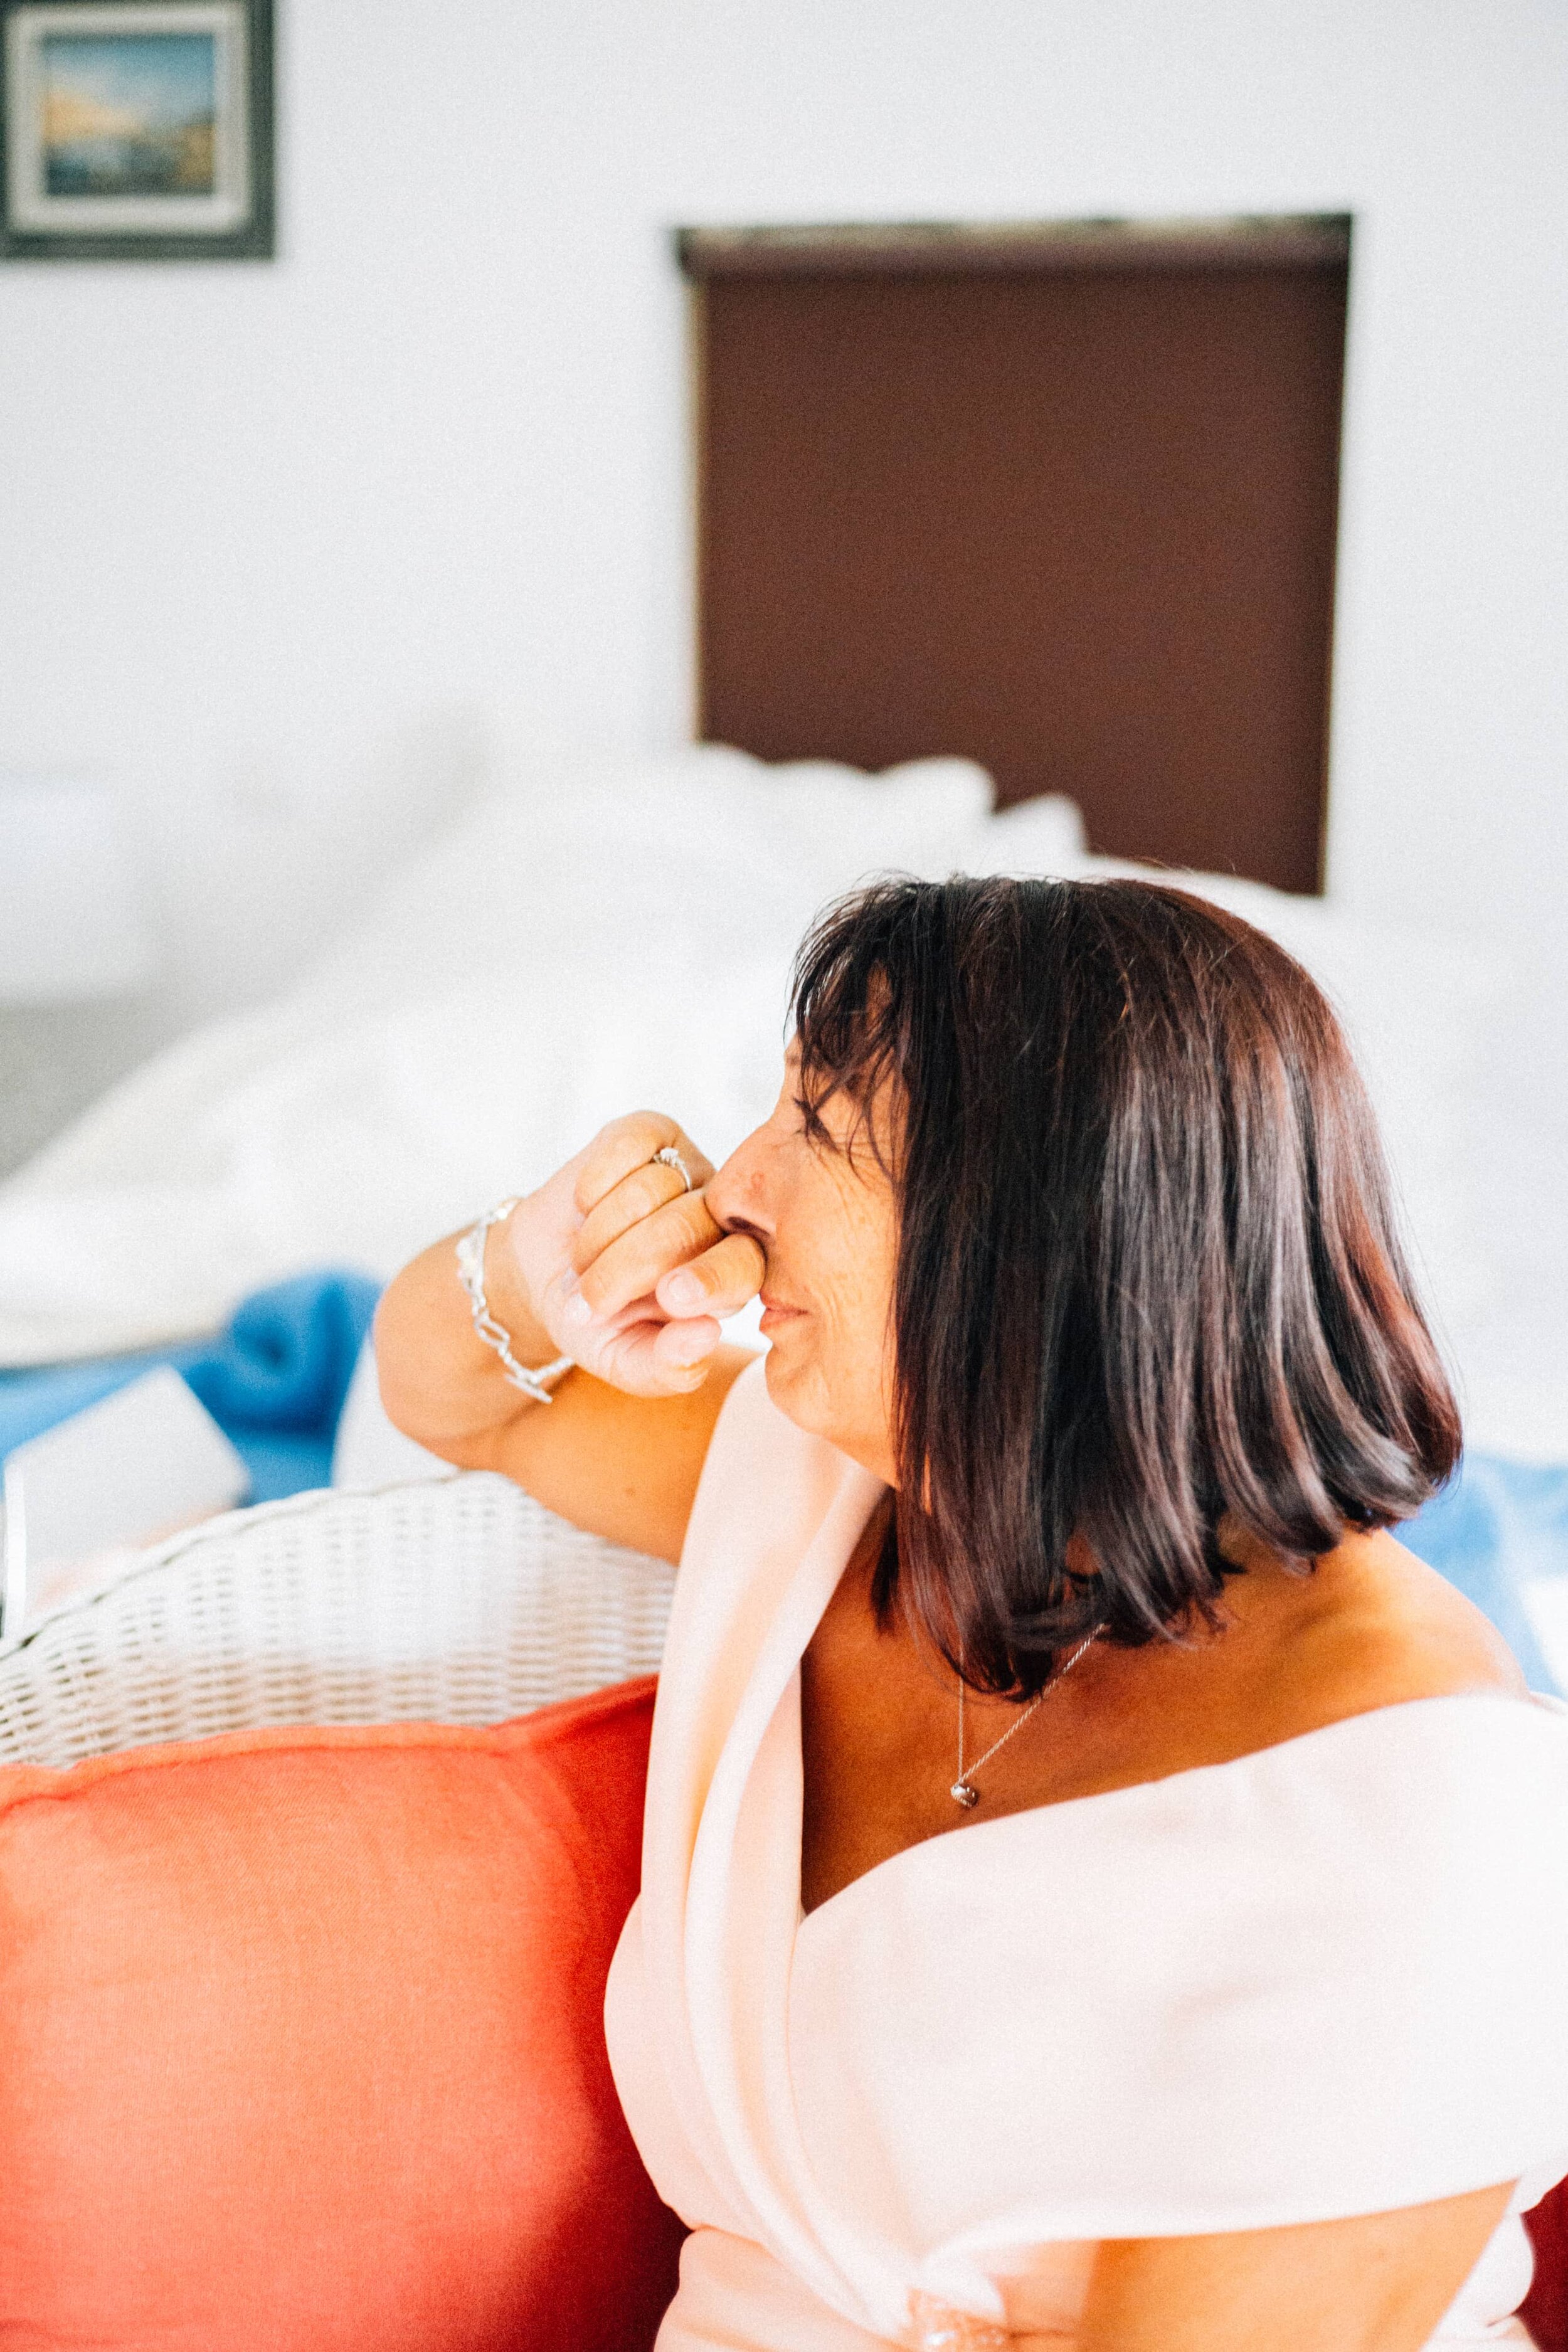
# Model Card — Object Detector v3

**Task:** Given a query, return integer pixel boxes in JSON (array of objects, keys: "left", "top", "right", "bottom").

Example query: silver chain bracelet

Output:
[{"left": 455, "top": 1197, "right": 575, "bottom": 1404}]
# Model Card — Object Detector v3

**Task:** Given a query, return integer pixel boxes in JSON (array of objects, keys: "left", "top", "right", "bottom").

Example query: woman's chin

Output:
[
  {"left": 761, "top": 1333, "right": 815, "bottom": 1419},
  {"left": 762, "top": 1352, "right": 896, "bottom": 1483},
  {"left": 759, "top": 1342, "right": 848, "bottom": 1438}
]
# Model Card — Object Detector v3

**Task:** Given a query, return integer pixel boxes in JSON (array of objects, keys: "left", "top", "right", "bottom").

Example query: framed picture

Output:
[{"left": 1, "top": 0, "right": 272, "bottom": 259}]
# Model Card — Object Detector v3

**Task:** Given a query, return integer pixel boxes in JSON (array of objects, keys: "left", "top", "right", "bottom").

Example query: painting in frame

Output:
[{"left": 1, "top": 0, "right": 272, "bottom": 258}]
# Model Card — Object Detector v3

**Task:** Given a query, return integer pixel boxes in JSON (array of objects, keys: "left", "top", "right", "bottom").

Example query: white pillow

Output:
[
  {"left": 300, "top": 745, "right": 994, "bottom": 1021},
  {"left": 961, "top": 792, "right": 1088, "bottom": 876}
]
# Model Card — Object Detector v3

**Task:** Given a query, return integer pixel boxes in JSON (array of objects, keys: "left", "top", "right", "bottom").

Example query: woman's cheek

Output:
[{"left": 821, "top": 1267, "right": 889, "bottom": 1397}]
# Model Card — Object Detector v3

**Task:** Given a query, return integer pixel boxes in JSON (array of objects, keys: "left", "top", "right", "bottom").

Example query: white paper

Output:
[{"left": 2, "top": 1366, "right": 248, "bottom": 1632}]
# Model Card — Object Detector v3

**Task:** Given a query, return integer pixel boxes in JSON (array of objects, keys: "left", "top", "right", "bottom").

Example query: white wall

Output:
[{"left": 3, "top": 0, "right": 1564, "bottom": 1031}]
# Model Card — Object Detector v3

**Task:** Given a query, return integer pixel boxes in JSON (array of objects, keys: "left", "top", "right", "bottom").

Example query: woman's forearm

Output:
[{"left": 374, "top": 1214, "right": 551, "bottom": 1456}]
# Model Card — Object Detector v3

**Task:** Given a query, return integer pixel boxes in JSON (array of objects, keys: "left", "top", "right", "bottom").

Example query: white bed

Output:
[{"left": 0, "top": 743, "right": 1560, "bottom": 1461}]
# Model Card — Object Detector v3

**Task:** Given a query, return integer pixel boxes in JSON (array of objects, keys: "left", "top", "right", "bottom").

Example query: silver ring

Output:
[{"left": 653, "top": 1143, "right": 694, "bottom": 1194}]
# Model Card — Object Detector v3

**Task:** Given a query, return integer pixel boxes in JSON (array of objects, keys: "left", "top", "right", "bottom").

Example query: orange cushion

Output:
[
  {"left": 1525, "top": 2178, "right": 1568, "bottom": 2352},
  {"left": 0, "top": 1678, "right": 684, "bottom": 2352}
]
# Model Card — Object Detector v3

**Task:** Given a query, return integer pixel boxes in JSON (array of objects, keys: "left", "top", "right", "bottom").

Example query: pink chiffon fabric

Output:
[{"left": 605, "top": 1357, "right": 1568, "bottom": 2349}]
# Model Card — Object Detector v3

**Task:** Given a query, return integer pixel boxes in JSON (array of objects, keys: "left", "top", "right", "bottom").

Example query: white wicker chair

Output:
[{"left": 0, "top": 1473, "right": 674, "bottom": 1771}]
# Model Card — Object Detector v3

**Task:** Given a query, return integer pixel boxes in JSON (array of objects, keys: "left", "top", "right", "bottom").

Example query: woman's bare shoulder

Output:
[
  {"left": 1165, "top": 1525, "right": 1532, "bottom": 1781},
  {"left": 1288, "top": 1527, "right": 1529, "bottom": 1719}
]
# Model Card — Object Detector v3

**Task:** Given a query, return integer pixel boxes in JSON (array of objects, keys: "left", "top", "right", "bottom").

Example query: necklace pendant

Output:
[{"left": 950, "top": 1779, "right": 980, "bottom": 1809}]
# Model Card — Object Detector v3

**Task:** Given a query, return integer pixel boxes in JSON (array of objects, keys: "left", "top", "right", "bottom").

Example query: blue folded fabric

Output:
[
  {"left": 1403, "top": 1455, "right": 1568, "bottom": 1697},
  {"left": 0, "top": 1271, "right": 382, "bottom": 1503}
]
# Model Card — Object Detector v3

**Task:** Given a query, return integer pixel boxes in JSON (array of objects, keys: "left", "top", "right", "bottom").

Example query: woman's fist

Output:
[{"left": 504, "top": 1111, "right": 765, "bottom": 1397}]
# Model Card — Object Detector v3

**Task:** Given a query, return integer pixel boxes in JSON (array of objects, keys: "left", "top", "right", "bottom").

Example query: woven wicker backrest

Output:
[{"left": 0, "top": 1475, "right": 674, "bottom": 1770}]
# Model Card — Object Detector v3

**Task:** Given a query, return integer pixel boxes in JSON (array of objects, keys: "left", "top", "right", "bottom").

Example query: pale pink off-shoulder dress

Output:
[{"left": 605, "top": 1358, "right": 1568, "bottom": 2349}]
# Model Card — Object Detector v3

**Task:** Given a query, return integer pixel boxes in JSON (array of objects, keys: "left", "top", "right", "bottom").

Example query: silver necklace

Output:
[{"left": 951, "top": 1625, "right": 1105, "bottom": 1808}]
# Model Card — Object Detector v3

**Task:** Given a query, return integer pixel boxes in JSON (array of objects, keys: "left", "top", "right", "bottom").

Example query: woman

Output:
[{"left": 378, "top": 876, "right": 1568, "bottom": 2352}]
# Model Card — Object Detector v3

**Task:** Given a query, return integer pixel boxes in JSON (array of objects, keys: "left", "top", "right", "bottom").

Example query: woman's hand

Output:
[
  {"left": 506, "top": 1110, "right": 766, "bottom": 1398},
  {"left": 378, "top": 1111, "right": 765, "bottom": 1560}
]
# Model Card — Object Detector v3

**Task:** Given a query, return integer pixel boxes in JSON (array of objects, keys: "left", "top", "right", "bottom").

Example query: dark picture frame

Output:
[{"left": 1, "top": 0, "right": 272, "bottom": 260}]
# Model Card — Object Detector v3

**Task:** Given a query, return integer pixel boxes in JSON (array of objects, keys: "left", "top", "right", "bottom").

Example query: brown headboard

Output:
[{"left": 682, "top": 216, "right": 1350, "bottom": 895}]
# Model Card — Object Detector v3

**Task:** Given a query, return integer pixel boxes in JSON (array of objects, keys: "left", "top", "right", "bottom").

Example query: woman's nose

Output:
[{"left": 704, "top": 1127, "right": 776, "bottom": 1241}]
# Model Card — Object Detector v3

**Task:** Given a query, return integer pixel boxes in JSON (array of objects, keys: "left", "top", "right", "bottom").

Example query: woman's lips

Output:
[{"left": 758, "top": 1293, "right": 804, "bottom": 1335}]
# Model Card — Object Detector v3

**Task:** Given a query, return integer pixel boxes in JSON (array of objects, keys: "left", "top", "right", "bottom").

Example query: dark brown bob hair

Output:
[{"left": 791, "top": 875, "right": 1461, "bottom": 1697}]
